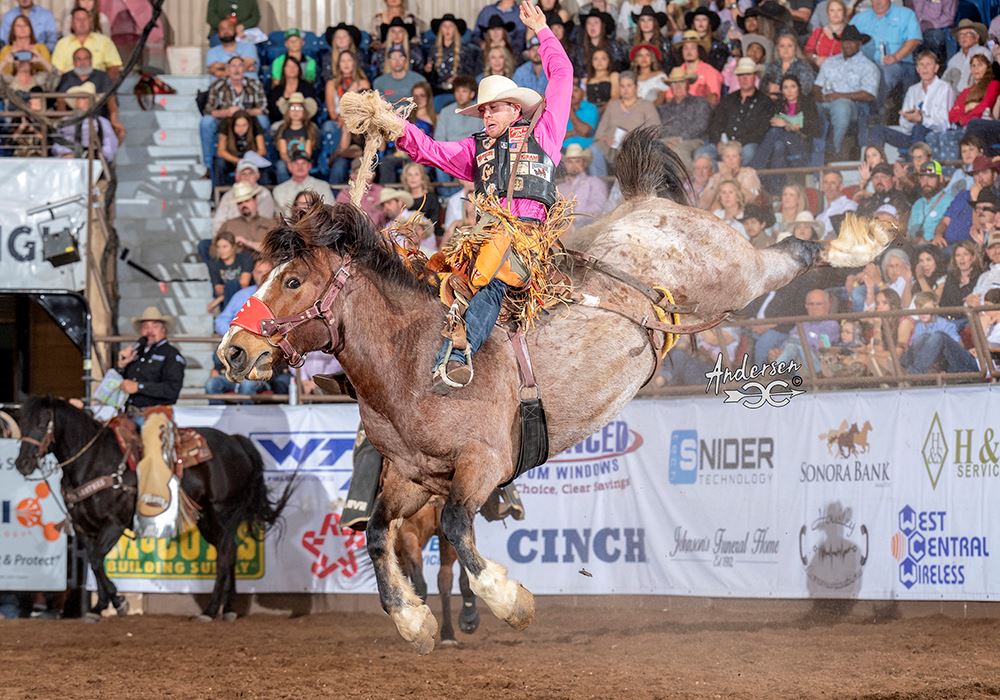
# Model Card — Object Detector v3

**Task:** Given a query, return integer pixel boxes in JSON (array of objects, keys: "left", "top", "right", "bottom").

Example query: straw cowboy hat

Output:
[
  {"left": 563, "top": 143, "right": 592, "bottom": 162},
  {"left": 456, "top": 74, "right": 543, "bottom": 117},
  {"left": 67, "top": 82, "right": 97, "bottom": 97},
  {"left": 231, "top": 181, "right": 262, "bottom": 204},
  {"left": 278, "top": 92, "right": 318, "bottom": 120},
  {"left": 666, "top": 66, "right": 694, "bottom": 83},
  {"left": 131, "top": 306, "right": 174, "bottom": 334},
  {"left": 379, "top": 188, "right": 415, "bottom": 209},
  {"left": 734, "top": 57, "right": 763, "bottom": 75},
  {"left": 952, "top": 18, "right": 987, "bottom": 44}
]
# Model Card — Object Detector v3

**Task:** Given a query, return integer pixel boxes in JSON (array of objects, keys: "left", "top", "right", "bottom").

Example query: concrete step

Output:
[
  {"left": 119, "top": 280, "right": 209, "bottom": 299},
  {"left": 115, "top": 177, "right": 213, "bottom": 201},
  {"left": 116, "top": 162, "right": 205, "bottom": 179},
  {"left": 119, "top": 261, "right": 209, "bottom": 282},
  {"left": 116, "top": 198, "right": 212, "bottom": 219},
  {"left": 118, "top": 298, "right": 216, "bottom": 325},
  {"left": 126, "top": 126, "right": 201, "bottom": 148},
  {"left": 116, "top": 145, "right": 201, "bottom": 166},
  {"left": 120, "top": 93, "right": 200, "bottom": 113},
  {"left": 118, "top": 239, "right": 201, "bottom": 262},
  {"left": 118, "top": 111, "right": 202, "bottom": 131}
]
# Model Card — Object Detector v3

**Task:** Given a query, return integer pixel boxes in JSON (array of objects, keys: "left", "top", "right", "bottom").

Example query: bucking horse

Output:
[{"left": 217, "top": 129, "right": 894, "bottom": 653}]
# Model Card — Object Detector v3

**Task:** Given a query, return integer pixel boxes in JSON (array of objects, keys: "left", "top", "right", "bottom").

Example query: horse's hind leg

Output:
[
  {"left": 367, "top": 462, "right": 437, "bottom": 654},
  {"left": 457, "top": 566, "right": 480, "bottom": 634},
  {"left": 437, "top": 537, "right": 458, "bottom": 644},
  {"left": 440, "top": 463, "right": 534, "bottom": 631},
  {"left": 195, "top": 508, "right": 235, "bottom": 622}
]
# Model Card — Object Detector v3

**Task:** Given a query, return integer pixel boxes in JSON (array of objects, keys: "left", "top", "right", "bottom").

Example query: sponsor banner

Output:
[
  {"left": 0, "top": 159, "right": 98, "bottom": 292},
  {"left": 0, "top": 441, "right": 67, "bottom": 591},
  {"left": 83, "top": 387, "right": 1000, "bottom": 599}
]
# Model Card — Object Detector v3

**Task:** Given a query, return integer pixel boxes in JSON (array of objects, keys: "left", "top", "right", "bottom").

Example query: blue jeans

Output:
[
  {"left": 319, "top": 120, "right": 341, "bottom": 179},
  {"left": 274, "top": 159, "right": 291, "bottom": 183},
  {"left": 0, "top": 592, "right": 20, "bottom": 619},
  {"left": 901, "top": 331, "right": 978, "bottom": 374},
  {"left": 205, "top": 374, "right": 266, "bottom": 404},
  {"left": 869, "top": 123, "right": 931, "bottom": 157},
  {"left": 200, "top": 114, "right": 271, "bottom": 169},
  {"left": 434, "top": 278, "right": 508, "bottom": 368},
  {"left": 818, "top": 99, "right": 859, "bottom": 156},
  {"left": 919, "top": 28, "right": 954, "bottom": 66},
  {"left": 753, "top": 328, "right": 788, "bottom": 365}
]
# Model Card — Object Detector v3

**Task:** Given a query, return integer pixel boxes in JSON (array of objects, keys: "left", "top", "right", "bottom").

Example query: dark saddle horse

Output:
[{"left": 15, "top": 396, "right": 293, "bottom": 622}]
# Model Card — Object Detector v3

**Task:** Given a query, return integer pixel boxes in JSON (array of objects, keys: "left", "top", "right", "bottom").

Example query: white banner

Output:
[
  {"left": 0, "top": 441, "right": 67, "bottom": 591},
  {"left": 87, "top": 386, "right": 1000, "bottom": 601},
  {"left": 0, "top": 159, "right": 100, "bottom": 291}
]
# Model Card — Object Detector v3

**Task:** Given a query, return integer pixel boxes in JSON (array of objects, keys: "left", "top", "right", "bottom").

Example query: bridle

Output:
[
  {"left": 231, "top": 256, "right": 353, "bottom": 368},
  {"left": 19, "top": 409, "right": 108, "bottom": 475}
]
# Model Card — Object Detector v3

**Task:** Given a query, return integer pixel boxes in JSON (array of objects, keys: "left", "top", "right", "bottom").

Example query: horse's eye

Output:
[{"left": 285, "top": 277, "right": 301, "bottom": 290}]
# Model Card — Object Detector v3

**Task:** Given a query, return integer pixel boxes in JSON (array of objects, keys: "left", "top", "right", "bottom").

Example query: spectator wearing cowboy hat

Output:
[
  {"left": 671, "top": 30, "right": 723, "bottom": 107},
  {"left": 426, "top": 14, "right": 483, "bottom": 113},
  {"left": 968, "top": 228, "right": 1000, "bottom": 305},
  {"left": 575, "top": 8, "right": 628, "bottom": 78},
  {"left": 322, "top": 22, "right": 365, "bottom": 81},
  {"left": 943, "top": 19, "right": 990, "bottom": 93},
  {"left": 373, "top": 43, "right": 423, "bottom": 101},
  {"left": 557, "top": 143, "right": 608, "bottom": 229},
  {"left": 616, "top": 0, "right": 667, "bottom": 43},
  {"left": 707, "top": 57, "right": 774, "bottom": 162},
  {"left": 475, "top": 0, "right": 527, "bottom": 54},
  {"left": 849, "top": 0, "right": 921, "bottom": 113},
  {"left": 273, "top": 148, "right": 334, "bottom": 213},
  {"left": 374, "top": 16, "right": 424, "bottom": 76},
  {"left": 936, "top": 156, "right": 1000, "bottom": 247},
  {"left": 52, "top": 82, "right": 118, "bottom": 162},
  {"left": 907, "top": 160, "right": 954, "bottom": 243},
  {"left": 869, "top": 50, "right": 954, "bottom": 157},
  {"left": 657, "top": 66, "right": 711, "bottom": 167},
  {"left": 274, "top": 92, "right": 319, "bottom": 183},
  {"left": 216, "top": 180, "right": 273, "bottom": 257},
  {"left": 212, "top": 157, "right": 275, "bottom": 235},
  {"left": 813, "top": 25, "right": 880, "bottom": 160},
  {"left": 685, "top": 7, "right": 729, "bottom": 71},
  {"left": 630, "top": 42, "right": 668, "bottom": 102},
  {"left": 478, "top": 14, "right": 517, "bottom": 58},
  {"left": 544, "top": 11, "right": 575, "bottom": 56},
  {"left": 513, "top": 35, "right": 549, "bottom": 93},
  {"left": 117, "top": 307, "right": 185, "bottom": 410},
  {"left": 379, "top": 188, "right": 436, "bottom": 256},
  {"left": 270, "top": 28, "right": 317, "bottom": 84},
  {"left": 631, "top": 6, "right": 672, "bottom": 66},
  {"left": 856, "top": 162, "right": 913, "bottom": 226}
]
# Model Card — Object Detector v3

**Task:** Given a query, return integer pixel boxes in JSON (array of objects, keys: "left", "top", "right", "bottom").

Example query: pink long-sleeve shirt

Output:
[{"left": 396, "top": 27, "right": 572, "bottom": 222}]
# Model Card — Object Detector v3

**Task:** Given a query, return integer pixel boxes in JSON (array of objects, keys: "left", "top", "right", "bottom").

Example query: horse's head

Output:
[
  {"left": 15, "top": 396, "right": 58, "bottom": 476},
  {"left": 218, "top": 194, "right": 384, "bottom": 383}
]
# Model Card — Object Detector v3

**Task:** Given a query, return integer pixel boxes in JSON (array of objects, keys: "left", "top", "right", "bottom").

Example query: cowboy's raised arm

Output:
[
  {"left": 395, "top": 117, "right": 477, "bottom": 183},
  {"left": 525, "top": 5, "right": 573, "bottom": 161}
]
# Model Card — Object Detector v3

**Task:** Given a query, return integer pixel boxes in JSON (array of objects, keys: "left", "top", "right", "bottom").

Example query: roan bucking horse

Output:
[
  {"left": 16, "top": 396, "right": 293, "bottom": 621},
  {"left": 217, "top": 130, "right": 894, "bottom": 653}
]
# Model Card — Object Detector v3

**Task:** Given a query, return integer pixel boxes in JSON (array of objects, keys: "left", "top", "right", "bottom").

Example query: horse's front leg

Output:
[
  {"left": 366, "top": 461, "right": 436, "bottom": 654},
  {"left": 441, "top": 453, "right": 534, "bottom": 631},
  {"left": 85, "top": 523, "right": 129, "bottom": 620}
]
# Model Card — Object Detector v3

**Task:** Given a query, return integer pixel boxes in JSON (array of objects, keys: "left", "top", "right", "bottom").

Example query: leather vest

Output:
[{"left": 472, "top": 121, "right": 557, "bottom": 209}]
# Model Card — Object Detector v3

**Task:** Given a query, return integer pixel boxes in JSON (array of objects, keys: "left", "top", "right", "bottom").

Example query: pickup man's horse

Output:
[
  {"left": 217, "top": 130, "right": 894, "bottom": 652},
  {"left": 16, "top": 396, "right": 293, "bottom": 621}
]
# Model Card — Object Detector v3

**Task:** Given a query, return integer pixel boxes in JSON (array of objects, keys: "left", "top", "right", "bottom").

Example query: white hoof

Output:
[
  {"left": 469, "top": 560, "right": 533, "bottom": 629},
  {"left": 439, "top": 638, "right": 460, "bottom": 648},
  {"left": 390, "top": 604, "right": 438, "bottom": 655},
  {"left": 192, "top": 614, "right": 213, "bottom": 623},
  {"left": 505, "top": 584, "right": 535, "bottom": 631},
  {"left": 222, "top": 611, "right": 238, "bottom": 623},
  {"left": 82, "top": 612, "right": 101, "bottom": 623}
]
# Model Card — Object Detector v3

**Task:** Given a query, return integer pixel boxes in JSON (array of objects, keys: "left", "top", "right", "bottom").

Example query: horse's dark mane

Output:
[
  {"left": 21, "top": 395, "right": 100, "bottom": 435},
  {"left": 262, "top": 192, "right": 434, "bottom": 297}
]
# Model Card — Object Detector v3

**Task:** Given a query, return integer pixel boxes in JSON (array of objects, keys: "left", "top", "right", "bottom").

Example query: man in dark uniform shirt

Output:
[{"left": 117, "top": 306, "right": 185, "bottom": 416}]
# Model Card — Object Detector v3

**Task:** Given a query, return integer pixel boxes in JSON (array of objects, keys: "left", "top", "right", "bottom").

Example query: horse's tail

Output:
[
  {"left": 615, "top": 126, "right": 692, "bottom": 206},
  {"left": 234, "top": 434, "right": 296, "bottom": 540}
]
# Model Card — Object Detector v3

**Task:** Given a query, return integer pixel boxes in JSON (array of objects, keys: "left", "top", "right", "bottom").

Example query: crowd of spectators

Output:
[
  {"left": 0, "top": 0, "right": 123, "bottom": 160},
  {"left": 192, "top": 0, "right": 1000, "bottom": 394}
]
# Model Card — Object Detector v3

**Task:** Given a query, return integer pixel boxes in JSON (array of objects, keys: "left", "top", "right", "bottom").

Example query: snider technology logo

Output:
[{"left": 668, "top": 429, "right": 775, "bottom": 486}]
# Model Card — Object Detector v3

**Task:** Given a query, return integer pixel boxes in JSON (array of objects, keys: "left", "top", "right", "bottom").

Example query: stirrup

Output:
[{"left": 434, "top": 341, "right": 474, "bottom": 388}]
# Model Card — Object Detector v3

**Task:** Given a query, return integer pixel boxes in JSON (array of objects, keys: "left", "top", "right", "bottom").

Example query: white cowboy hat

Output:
[
  {"left": 231, "top": 181, "right": 262, "bottom": 204},
  {"left": 563, "top": 143, "right": 592, "bottom": 162},
  {"left": 734, "top": 57, "right": 763, "bottom": 76},
  {"left": 790, "top": 210, "right": 823, "bottom": 238},
  {"left": 378, "top": 188, "right": 415, "bottom": 209},
  {"left": 131, "top": 306, "right": 174, "bottom": 334},
  {"left": 456, "top": 74, "right": 543, "bottom": 118}
]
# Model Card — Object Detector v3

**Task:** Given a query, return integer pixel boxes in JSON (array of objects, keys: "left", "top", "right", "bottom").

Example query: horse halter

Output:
[
  {"left": 231, "top": 256, "right": 353, "bottom": 368},
  {"left": 19, "top": 414, "right": 55, "bottom": 459}
]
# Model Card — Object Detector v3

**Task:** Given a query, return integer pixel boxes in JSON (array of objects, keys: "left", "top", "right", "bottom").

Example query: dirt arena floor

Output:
[{"left": 2, "top": 598, "right": 1000, "bottom": 699}]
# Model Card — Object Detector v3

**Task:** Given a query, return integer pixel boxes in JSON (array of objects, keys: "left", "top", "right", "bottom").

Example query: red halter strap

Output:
[{"left": 230, "top": 257, "right": 352, "bottom": 368}]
